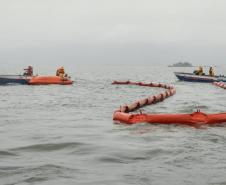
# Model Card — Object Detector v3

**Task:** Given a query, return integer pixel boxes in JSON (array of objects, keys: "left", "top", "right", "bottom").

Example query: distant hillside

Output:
[{"left": 168, "top": 62, "right": 193, "bottom": 67}]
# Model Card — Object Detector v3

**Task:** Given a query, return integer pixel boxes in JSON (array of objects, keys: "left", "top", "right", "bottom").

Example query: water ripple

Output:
[{"left": 10, "top": 142, "right": 85, "bottom": 152}]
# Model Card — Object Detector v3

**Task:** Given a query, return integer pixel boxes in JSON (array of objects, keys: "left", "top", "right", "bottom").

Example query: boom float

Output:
[{"left": 113, "top": 81, "right": 226, "bottom": 126}]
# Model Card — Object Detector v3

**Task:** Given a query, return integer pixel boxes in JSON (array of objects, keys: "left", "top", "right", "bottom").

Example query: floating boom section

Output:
[
  {"left": 113, "top": 81, "right": 226, "bottom": 126},
  {"left": 213, "top": 82, "right": 226, "bottom": 90}
]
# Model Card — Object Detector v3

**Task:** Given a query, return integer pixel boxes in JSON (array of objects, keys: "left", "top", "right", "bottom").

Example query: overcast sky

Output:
[{"left": 0, "top": 0, "right": 226, "bottom": 66}]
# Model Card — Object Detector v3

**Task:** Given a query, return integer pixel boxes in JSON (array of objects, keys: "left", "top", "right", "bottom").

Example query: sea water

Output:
[{"left": 0, "top": 66, "right": 226, "bottom": 185}]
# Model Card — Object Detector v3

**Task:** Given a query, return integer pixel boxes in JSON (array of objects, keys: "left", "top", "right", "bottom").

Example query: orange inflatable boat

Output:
[
  {"left": 113, "top": 81, "right": 226, "bottom": 126},
  {"left": 28, "top": 76, "right": 73, "bottom": 85}
]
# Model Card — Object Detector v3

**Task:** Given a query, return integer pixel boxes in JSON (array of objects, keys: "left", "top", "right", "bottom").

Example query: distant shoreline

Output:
[
  {"left": 168, "top": 66, "right": 194, "bottom": 67},
  {"left": 168, "top": 62, "right": 193, "bottom": 67},
  {"left": 168, "top": 65, "right": 217, "bottom": 68}
]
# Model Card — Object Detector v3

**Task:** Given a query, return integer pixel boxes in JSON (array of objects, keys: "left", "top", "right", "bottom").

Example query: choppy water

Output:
[{"left": 1, "top": 66, "right": 226, "bottom": 185}]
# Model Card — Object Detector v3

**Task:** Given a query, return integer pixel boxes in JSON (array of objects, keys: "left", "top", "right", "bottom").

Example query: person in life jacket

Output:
[
  {"left": 23, "top": 66, "right": 33, "bottom": 76},
  {"left": 209, "top": 67, "right": 215, "bottom": 77},
  {"left": 56, "top": 66, "right": 67, "bottom": 77},
  {"left": 194, "top": 66, "right": 204, "bottom": 75}
]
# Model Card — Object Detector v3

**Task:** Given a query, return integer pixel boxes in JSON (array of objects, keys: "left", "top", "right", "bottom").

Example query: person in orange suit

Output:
[
  {"left": 23, "top": 66, "right": 33, "bottom": 76},
  {"left": 194, "top": 66, "right": 204, "bottom": 76},
  {"left": 56, "top": 66, "right": 66, "bottom": 77}
]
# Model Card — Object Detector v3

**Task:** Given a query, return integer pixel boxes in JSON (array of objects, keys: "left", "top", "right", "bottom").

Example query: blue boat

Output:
[
  {"left": 0, "top": 75, "right": 31, "bottom": 85},
  {"left": 174, "top": 72, "right": 226, "bottom": 83}
]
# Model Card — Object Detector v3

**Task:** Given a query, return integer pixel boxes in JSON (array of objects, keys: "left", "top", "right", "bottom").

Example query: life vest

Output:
[{"left": 56, "top": 68, "right": 65, "bottom": 76}]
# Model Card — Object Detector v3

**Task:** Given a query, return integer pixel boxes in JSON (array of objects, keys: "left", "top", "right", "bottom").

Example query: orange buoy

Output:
[
  {"left": 113, "top": 81, "right": 226, "bottom": 126},
  {"left": 28, "top": 76, "right": 73, "bottom": 85}
]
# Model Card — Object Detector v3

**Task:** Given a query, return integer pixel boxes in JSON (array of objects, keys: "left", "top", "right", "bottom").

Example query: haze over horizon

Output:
[{"left": 1, "top": 0, "right": 226, "bottom": 66}]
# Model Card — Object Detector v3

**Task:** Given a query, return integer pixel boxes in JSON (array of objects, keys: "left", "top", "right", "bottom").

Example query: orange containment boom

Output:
[
  {"left": 28, "top": 76, "right": 73, "bottom": 85},
  {"left": 113, "top": 111, "right": 226, "bottom": 126},
  {"left": 112, "top": 81, "right": 226, "bottom": 126},
  {"left": 213, "top": 82, "right": 226, "bottom": 89}
]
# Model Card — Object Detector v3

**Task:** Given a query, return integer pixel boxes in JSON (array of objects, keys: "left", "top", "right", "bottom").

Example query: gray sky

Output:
[{"left": 0, "top": 0, "right": 226, "bottom": 66}]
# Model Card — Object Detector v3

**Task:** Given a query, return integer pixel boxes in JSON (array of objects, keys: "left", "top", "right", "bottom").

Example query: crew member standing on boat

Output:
[
  {"left": 23, "top": 66, "right": 33, "bottom": 76},
  {"left": 209, "top": 67, "right": 215, "bottom": 77},
  {"left": 194, "top": 66, "right": 204, "bottom": 75},
  {"left": 56, "top": 66, "right": 66, "bottom": 77}
]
